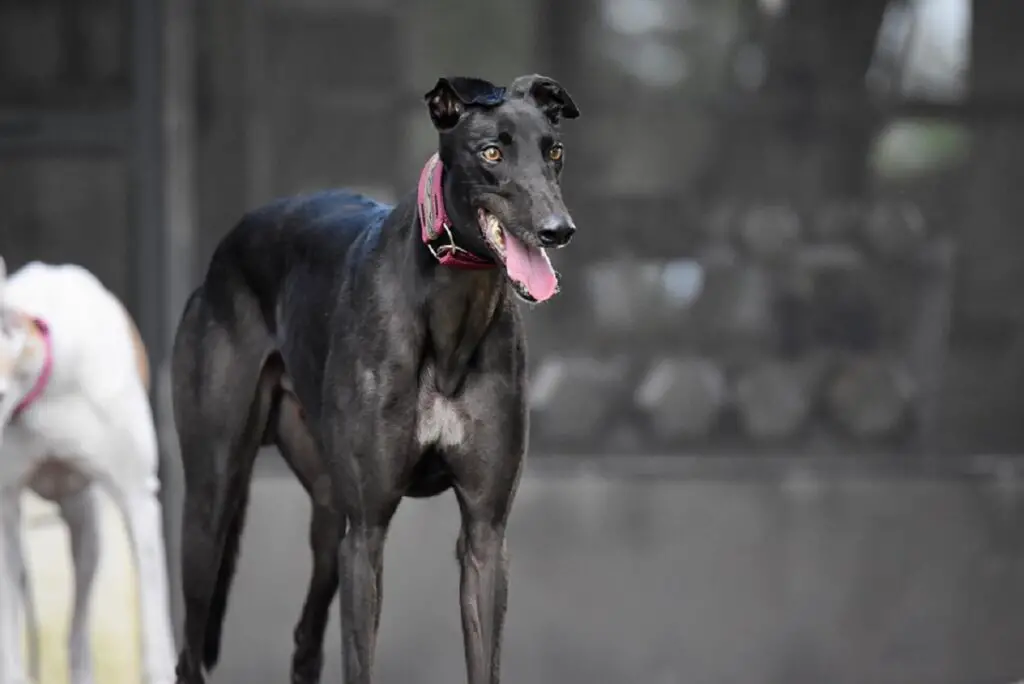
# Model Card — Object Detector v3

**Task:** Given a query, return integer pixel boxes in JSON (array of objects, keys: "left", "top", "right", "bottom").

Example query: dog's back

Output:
[
  {"left": 185, "top": 190, "right": 397, "bottom": 407},
  {"left": 202, "top": 190, "right": 394, "bottom": 304}
]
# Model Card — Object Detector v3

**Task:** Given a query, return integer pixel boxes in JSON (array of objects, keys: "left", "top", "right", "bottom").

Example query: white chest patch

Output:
[
  {"left": 415, "top": 365, "right": 468, "bottom": 449},
  {"left": 416, "top": 392, "right": 467, "bottom": 449}
]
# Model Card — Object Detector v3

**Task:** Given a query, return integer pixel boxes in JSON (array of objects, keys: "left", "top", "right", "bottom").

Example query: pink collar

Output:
[
  {"left": 417, "top": 153, "right": 495, "bottom": 270},
  {"left": 12, "top": 318, "right": 53, "bottom": 418}
]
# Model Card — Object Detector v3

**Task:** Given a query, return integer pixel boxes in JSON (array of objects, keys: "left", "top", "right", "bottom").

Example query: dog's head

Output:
[
  {"left": 424, "top": 74, "right": 580, "bottom": 303},
  {"left": 0, "top": 257, "right": 33, "bottom": 421}
]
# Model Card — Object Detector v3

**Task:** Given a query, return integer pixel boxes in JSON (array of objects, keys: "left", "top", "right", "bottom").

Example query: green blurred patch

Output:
[{"left": 871, "top": 118, "right": 973, "bottom": 181}]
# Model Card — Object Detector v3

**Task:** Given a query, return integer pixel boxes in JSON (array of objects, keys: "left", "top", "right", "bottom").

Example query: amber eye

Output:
[
  {"left": 481, "top": 146, "right": 502, "bottom": 163},
  {"left": 548, "top": 144, "right": 564, "bottom": 162}
]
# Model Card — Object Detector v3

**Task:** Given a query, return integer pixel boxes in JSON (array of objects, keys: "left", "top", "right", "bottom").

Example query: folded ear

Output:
[
  {"left": 423, "top": 77, "right": 506, "bottom": 131},
  {"left": 508, "top": 74, "right": 580, "bottom": 124}
]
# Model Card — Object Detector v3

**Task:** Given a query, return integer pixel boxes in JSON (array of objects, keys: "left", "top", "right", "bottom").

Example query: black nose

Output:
[{"left": 537, "top": 216, "right": 576, "bottom": 248}]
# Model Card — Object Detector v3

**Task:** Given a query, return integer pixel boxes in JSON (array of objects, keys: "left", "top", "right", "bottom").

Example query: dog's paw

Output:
[
  {"left": 291, "top": 652, "right": 324, "bottom": 684},
  {"left": 144, "top": 672, "right": 179, "bottom": 684}
]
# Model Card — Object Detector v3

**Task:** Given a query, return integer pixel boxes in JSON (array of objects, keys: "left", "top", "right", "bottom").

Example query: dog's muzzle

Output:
[
  {"left": 536, "top": 215, "right": 576, "bottom": 248},
  {"left": 478, "top": 209, "right": 560, "bottom": 303}
]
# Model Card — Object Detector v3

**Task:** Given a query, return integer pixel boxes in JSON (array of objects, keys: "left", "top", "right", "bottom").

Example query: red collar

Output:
[
  {"left": 12, "top": 318, "right": 53, "bottom": 418},
  {"left": 417, "top": 153, "right": 496, "bottom": 270}
]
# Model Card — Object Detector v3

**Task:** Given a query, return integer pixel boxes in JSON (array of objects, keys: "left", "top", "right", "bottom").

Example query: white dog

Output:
[{"left": 0, "top": 257, "right": 176, "bottom": 684}]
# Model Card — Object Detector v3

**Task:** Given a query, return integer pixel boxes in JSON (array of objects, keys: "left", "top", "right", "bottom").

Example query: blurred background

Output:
[{"left": 4, "top": 0, "right": 1024, "bottom": 682}]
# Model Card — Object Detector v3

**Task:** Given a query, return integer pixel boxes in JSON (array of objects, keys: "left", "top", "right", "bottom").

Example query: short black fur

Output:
[{"left": 171, "top": 74, "right": 579, "bottom": 684}]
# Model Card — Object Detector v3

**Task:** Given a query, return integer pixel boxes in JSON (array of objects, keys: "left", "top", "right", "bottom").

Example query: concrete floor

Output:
[
  {"left": 23, "top": 452, "right": 1024, "bottom": 684},
  {"left": 199, "top": 457, "right": 1024, "bottom": 684}
]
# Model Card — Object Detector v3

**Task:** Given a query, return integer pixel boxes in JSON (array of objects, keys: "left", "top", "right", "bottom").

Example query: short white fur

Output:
[
  {"left": 0, "top": 257, "right": 176, "bottom": 684},
  {"left": 415, "top": 364, "right": 469, "bottom": 450}
]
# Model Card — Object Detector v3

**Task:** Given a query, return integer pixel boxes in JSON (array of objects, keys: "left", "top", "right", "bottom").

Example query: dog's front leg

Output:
[
  {"left": 0, "top": 487, "right": 31, "bottom": 684},
  {"left": 327, "top": 415, "right": 404, "bottom": 684},
  {"left": 449, "top": 402, "right": 526, "bottom": 684},
  {"left": 338, "top": 518, "right": 391, "bottom": 684},
  {"left": 455, "top": 507, "right": 511, "bottom": 684},
  {"left": 58, "top": 485, "right": 100, "bottom": 684},
  {"left": 20, "top": 519, "right": 40, "bottom": 684}
]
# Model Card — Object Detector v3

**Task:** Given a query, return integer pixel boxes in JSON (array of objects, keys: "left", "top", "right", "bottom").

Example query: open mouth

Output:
[{"left": 477, "top": 209, "right": 559, "bottom": 303}]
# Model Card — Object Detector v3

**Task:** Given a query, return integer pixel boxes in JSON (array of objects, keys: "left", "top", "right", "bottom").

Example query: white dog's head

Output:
[{"left": 0, "top": 257, "right": 34, "bottom": 422}]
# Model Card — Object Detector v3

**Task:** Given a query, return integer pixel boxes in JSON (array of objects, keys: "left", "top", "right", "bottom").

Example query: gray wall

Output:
[{"left": 210, "top": 460, "right": 1024, "bottom": 684}]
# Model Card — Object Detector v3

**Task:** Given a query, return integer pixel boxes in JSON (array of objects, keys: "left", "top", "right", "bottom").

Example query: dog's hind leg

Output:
[
  {"left": 292, "top": 500, "right": 339, "bottom": 684},
  {"left": 172, "top": 292, "right": 275, "bottom": 683},
  {"left": 272, "top": 390, "right": 341, "bottom": 684},
  {"left": 97, "top": 390, "right": 177, "bottom": 684},
  {"left": 108, "top": 481, "right": 177, "bottom": 684},
  {"left": 59, "top": 484, "right": 100, "bottom": 684}
]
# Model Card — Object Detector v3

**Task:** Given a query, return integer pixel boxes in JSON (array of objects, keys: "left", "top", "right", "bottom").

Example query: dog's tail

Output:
[
  {"left": 175, "top": 269, "right": 279, "bottom": 673},
  {"left": 198, "top": 351, "right": 279, "bottom": 671},
  {"left": 202, "top": 480, "right": 253, "bottom": 670}
]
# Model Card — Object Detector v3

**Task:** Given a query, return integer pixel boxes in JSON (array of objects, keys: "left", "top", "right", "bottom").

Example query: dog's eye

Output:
[
  {"left": 480, "top": 146, "right": 502, "bottom": 163},
  {"left": 548, "top": 144, "right": 564, "bottom": 162}
]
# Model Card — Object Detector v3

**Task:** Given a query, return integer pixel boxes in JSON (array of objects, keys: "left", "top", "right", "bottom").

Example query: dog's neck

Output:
[
  {"left": 406, "top": 189, "right": 507, "bottom": 396},
  {"left": 418, "top": 152, "right": 495, "bottom": 270},
  {"left": 2, "top": 311, "right": 51, "bottom": 422},
  {"left": 425, "top": 267, "right": 505, "bottom": 392},
  {"left": 402, "top": 155, "right": 512, "bottom": 396}
]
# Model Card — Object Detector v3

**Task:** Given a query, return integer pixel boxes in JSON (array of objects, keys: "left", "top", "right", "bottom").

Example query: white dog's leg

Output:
[
  {"left": 0, "top": 488, "right": 30, "bottom": 684},
  {"left": 16, "top": 510, "right": 39, "bottom": 684},
  {"left": 59, "top": 485, "right": 100, "bottom": 684},
  {"left": 110, "top": 486, "right": 176, "bottom": 684},
  {"left": 100, "top": 401, "right": 176, "bottom": 684}
]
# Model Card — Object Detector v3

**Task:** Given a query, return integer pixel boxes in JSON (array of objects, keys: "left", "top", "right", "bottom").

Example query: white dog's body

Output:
[{"left": 0, "top": 259, "right": 176, "bottom": 684}]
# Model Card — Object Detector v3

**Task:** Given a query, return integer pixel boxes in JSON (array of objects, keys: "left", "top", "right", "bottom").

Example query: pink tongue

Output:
[{"left": 502, "top": 230, "right": 558, "bottom": 301}]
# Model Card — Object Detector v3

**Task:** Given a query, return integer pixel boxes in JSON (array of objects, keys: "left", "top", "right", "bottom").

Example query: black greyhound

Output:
[{"left": 171, "top": 74, "right": 579, "bottom": 684}]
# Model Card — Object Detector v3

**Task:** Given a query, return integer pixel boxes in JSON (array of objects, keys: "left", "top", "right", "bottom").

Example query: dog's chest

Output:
[
  {"left": 1, "top": 397, "right": 104, "bottom": 481},
  {"left": 415, "top": 366, "right": 470, "bottom": 450}
]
